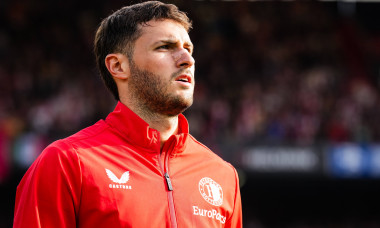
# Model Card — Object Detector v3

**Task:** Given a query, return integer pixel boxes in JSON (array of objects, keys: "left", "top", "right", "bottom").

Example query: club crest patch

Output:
[{"left": 198, "top": 177, "right": 223, "bottom": 206}]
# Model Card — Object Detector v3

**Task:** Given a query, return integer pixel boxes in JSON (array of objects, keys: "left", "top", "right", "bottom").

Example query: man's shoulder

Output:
[
  {"left": 185, "top": 135, "right": 239, "bottom": 187},
  {"left": 65, "top": 120, "right": 109, "bottom": 143},
  {"left": 43, "top": 120, "right": 110, "bottom": 155}
]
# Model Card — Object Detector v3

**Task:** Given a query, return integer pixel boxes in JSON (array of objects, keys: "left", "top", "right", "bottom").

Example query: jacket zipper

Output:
[
  {"left": 158, "top": 146, "right": 177, "bottom": 228},
  {"left": 164, "top": 172, "right": 173, "bottom": 191}
]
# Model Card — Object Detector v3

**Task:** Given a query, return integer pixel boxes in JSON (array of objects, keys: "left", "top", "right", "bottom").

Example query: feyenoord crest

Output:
[{"left": 198, "top": 177, "right": 223, "bottom": 206}]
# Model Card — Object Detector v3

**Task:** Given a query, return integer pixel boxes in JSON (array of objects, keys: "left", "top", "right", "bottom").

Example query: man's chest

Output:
[{"left": 75, "top": 145, "right": 233, "bottom": 227}]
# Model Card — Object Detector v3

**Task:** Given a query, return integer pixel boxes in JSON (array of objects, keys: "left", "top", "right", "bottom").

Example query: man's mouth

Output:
[{"left": 175, "top": 75, "right": 192, "bottom": 84}]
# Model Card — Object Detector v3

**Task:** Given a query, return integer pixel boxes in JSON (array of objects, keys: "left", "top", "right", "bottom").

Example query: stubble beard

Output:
[{"left": 128, "top": 60, "right": 194, "bottom": 117}]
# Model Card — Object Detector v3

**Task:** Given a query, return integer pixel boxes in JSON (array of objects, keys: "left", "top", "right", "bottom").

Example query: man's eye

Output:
[{"left": 157, "top": 45, "right": 170, "bottom": 50}]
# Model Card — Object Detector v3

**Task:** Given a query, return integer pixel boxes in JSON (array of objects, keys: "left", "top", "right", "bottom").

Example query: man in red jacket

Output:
[{"left": 14, "top": 1, "right": 242, "bottom": 227}]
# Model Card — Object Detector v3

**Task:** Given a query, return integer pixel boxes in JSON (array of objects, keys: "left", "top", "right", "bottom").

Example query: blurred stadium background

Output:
[{"left": 1, "top": 0, "right": 380, "bottom": 227}]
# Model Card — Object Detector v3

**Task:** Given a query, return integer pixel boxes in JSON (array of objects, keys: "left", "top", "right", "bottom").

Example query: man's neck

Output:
[
  {"left": 121, "top": 100, "right": 179, "bottom": 149},
  {"left": 148, "top": 115, "right": 179, "bottom": 149}
]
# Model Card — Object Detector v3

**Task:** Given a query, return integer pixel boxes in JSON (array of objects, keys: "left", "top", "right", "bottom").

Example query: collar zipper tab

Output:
[{"left": 164, "top": 172, "right": 173, "bottom": 191}]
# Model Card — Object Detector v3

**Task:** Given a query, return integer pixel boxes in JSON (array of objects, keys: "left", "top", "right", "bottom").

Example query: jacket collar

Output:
[{"left": 105, "top": 102, "right": 189, "bottom": 154}]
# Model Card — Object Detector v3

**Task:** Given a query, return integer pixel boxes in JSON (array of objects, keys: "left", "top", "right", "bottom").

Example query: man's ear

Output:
[{"left": 105, "top": 53, "right": 130, "bottom": 80}]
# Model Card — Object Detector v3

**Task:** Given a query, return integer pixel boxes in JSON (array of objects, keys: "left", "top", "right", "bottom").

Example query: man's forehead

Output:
[{"left": 138, "top": 19, "right": 191, "bottom": 42}]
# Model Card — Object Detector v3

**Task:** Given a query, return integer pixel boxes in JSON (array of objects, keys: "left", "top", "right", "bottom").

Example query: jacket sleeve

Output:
[
  {"left": 13, "top": 140, "right": 82, "bottom": 228},
  {"left": 225, "top": 167, "right": 243, "bottom": 228}
]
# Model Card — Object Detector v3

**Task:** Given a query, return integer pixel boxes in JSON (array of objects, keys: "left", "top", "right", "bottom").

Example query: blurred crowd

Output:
[
  {"left": 186, "top": 2, "right": 380, "bottom": 151},
  {"left": 1, "top": 0, "right": 380, "bottom": 227}
]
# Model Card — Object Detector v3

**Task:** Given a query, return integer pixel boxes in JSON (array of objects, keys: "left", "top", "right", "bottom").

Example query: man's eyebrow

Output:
[
  {"left": 153, "top": 36, "right": 193, "bottom": 47},
  {"left": 154, "top": 39, "right": 177, "bottom": 45},
  {"left": 152, "top": 40, "right": 194, "bottom": 52},
  {"left": 150, "top": 39, "right": 174, "bottom": 49},
  {"left": 152, "top": 35, "right": 176, "bottom": 44}
]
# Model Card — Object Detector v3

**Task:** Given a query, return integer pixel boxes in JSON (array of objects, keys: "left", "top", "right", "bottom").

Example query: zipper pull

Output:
[{"left": 164, "top": 172, "right": 173, "bottom": 191}]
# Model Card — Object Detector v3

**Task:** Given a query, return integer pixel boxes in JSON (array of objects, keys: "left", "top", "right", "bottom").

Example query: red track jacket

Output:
[{"left": 14, "top": 102, "right": 242, "bottom": 227}]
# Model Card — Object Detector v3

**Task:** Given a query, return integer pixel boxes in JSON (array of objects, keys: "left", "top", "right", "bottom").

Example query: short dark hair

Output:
[{"left": 94, "top": 1, "right": 192, "bottom": 100}]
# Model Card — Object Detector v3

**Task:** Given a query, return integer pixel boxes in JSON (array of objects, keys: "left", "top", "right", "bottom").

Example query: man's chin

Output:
[{"left": 163, "top": 98, "right": 193, "bottom": 117}]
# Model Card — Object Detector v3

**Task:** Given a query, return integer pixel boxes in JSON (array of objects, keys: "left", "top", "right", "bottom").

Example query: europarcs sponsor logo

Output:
[{"left": 192, "top": 206, "right": 226, "bottom": 224}]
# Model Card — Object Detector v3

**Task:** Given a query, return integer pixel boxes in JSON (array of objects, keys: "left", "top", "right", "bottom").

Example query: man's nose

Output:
[{"left": 174, "top": 49, "right": 195, "bottom": 68}]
